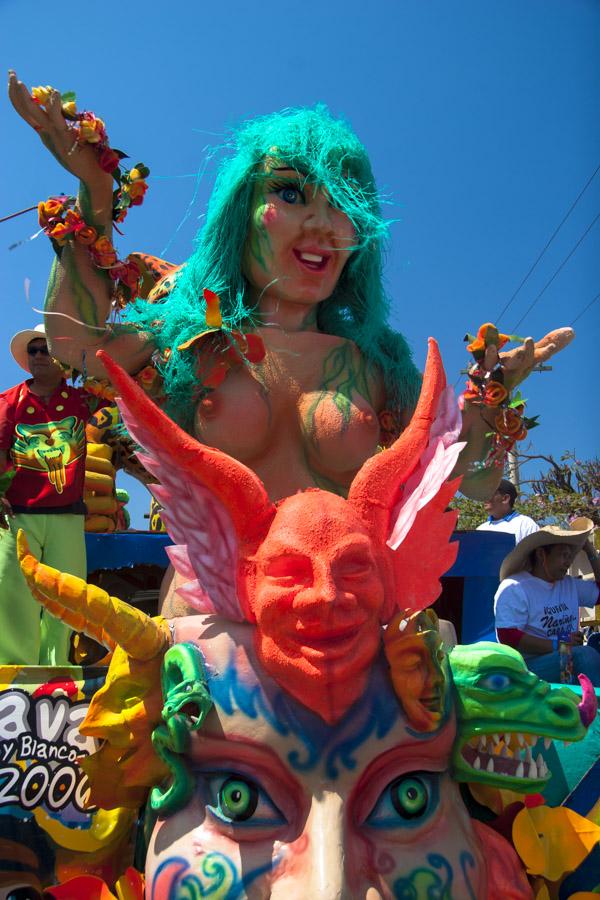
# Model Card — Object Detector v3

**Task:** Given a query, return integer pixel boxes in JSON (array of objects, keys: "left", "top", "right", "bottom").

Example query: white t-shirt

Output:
[
  {"left": 494, "top": 572, "right": 599, "bottom": 640},
  {"left": 477, "top": 511, "right": 539, "bottom": 544}
]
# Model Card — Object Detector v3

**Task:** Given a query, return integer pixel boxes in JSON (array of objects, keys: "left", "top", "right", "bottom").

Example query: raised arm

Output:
[
  {"left": 8, "top": 71, "right": 154, "bottom": 377},
  {"left": 455, "top": 325, "right": 575, "bottom": 499}
]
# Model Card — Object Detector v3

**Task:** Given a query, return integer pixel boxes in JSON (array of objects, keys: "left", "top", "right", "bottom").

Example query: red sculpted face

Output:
[{"left": 244, "top": 492, "right": 386, "bottom": 723}]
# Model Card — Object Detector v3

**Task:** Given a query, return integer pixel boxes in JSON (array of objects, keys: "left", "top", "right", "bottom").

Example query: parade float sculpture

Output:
[
  {"left": 15, "top": 345, "right": 598, "bottom": 898},
  {"left": 5, "top": 75, "right": 597, "bottom": 898}
]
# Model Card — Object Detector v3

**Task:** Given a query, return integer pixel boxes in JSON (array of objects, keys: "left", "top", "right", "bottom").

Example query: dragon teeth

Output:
[
  {"left": 515, "top": 762, "right": 525, "bottom": 778},
  {"left": 486, "top": 757, "right": 495, "bottom": 773},
  {"left": 473, "top": 756, "right": 481, "bottom": 770},
  {"left": 516, "top": 733, "right": 525, "bottom": 746},
  {"left": 528, "top": 760, "right": 538, "bottom": 778}
]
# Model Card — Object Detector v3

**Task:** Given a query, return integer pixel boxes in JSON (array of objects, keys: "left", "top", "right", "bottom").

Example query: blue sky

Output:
[{"left": 1, "top": 0, "right": 598, "bottom": 527}]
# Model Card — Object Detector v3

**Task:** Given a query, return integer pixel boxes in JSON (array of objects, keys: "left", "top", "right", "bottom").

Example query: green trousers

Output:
[{"left": 0, "top": 513, "right": 86, "bottom": 665}]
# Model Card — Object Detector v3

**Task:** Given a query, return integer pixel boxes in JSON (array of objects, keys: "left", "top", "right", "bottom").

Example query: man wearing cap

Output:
[
  {"left": 477, "top": 478, "right": 539, "bottom": 543},
  {"left": 0, "top": 325, "right": 97, "bottom": 665},
  {"left": 494, "top": 518, "right": 600, "bottom": 684}
]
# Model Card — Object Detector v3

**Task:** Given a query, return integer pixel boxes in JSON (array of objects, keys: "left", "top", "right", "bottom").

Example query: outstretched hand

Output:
[
  {"left": 482, "top": 327, "right": 575, "bottom": 391},
  {"left": 8, "top": 70, "right": 112, "bottom": 188}
]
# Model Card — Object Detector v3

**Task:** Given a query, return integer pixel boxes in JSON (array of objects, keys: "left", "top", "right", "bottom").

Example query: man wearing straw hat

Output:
[
  {"left": 494, "top": 517, "right": 600, "bottom": 684},
  {"left": 0, "top": 325, "right": 96, "bottom": 665}
]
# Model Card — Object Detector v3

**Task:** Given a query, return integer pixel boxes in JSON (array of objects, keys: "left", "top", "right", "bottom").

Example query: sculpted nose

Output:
[
  {"left": 304, "top": 194, "right": 336, "bottom": 233},
  {"left": 304, "top": 792, "right": 349, "bottom": 898}
]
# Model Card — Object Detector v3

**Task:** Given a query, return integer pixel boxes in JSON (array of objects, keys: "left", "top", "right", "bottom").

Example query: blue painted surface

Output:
[
  {"left": 86, "top": 531, "right": 172, "bottom": 572},
  {"left": 444, "top": 531, "right": 515, "bottom": 643}
]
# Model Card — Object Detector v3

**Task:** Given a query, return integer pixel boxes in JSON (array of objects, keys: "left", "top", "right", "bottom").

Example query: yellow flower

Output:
[
  {"left": 129, "top": 167, "right": 142, "bottom": 182},
  {"left": 31, "top": 85, "right": 53, "bottom": 105},
  {"left": 79, "top": 116, "right": 106, "bottom": 144},
  {"left": 61, "top": 100, "right": 77, "bottom": 117}
]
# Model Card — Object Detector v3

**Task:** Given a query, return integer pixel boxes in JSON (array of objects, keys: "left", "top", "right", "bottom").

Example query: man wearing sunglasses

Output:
[{"left": 0, "top": 324, "right": 97, "bottom": 665}]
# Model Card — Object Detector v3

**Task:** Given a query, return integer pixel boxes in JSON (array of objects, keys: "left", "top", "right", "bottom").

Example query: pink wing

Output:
[
  {"left": 386, "top": 385, "right": 463, "bottom": 615},
  {"left": 118, "top": 412, "right": 244, "bottom": 621}
]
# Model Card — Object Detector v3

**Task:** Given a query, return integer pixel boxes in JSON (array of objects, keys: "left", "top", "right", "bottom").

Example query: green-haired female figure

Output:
[{"left": 9, "top": 74, "right": 573, "bottom": 506}]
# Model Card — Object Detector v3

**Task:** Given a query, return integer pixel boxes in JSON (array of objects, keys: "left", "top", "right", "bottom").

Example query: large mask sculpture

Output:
[{"left": 18, "top": 341, "right": 595, "bottom": 899}]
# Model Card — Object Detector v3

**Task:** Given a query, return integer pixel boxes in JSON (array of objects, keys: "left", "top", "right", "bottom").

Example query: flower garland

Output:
[
  {"left": 32, "top": 84, "right": 150, "bottom": 304},
  {"left": 38, "top": 195, "right": 143, "bottom": 305},
  {"left": 461, "top": 323, "right": 539, "bottom": 469}
]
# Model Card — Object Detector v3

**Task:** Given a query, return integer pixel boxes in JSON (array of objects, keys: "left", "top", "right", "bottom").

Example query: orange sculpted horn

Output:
[
  {"left": 97, "top": 350, "right": 276, "bottom": 547},
  {"left": 347, "top": 338, "right": 447, "bottom": 536}
]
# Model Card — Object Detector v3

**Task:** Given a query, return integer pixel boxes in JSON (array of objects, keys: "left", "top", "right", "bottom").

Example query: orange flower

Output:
[
  {"left": 90, "top": 235, "right": 118, "bottom": 268},
  {"left": 203, "top": 288, "right": 223, "bottom": 328},
  {"left": 467, "top": 323, "right": 510, "bottom": 354},
  {"left": 482, "top": 381, "right": 508, "bottom": 407},
  {"left": 38, "top": 197, "right": 66, "bottom": 228},
  {"left": 495, "top": 408, "right": 523, "bottom": 437},
  {"left": 126, "top": 180, "right": 148, "bottom": 206},
  {"left": 75, "top": 223, "right": 98, "bottom": 245}
]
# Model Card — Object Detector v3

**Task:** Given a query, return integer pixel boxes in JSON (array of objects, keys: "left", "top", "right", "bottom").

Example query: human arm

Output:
[
  {"left": 454, "top": 327, "right": 575, "bottom": 499},
  {"left": 8, "top": 72, "right": 154, "bottom": 377},
  {"left": 581, "top": 538, "right": 600, "bottom": 583}
]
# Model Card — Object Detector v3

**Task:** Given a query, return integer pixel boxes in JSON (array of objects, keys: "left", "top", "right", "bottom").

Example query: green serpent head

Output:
[
  {"left": 449, "top": 642, "right": 587, "bottom": 792},
  {"left": 151, "top": 642, "right": 213, "bottom": 815}
]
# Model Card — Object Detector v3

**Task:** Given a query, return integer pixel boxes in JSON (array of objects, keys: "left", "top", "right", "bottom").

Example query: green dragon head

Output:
[{"left": 449, "top": 642, "right": 593, "bottom": 792}]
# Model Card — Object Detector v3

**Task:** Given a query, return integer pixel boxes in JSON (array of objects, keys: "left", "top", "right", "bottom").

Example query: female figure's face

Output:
[
  {"left": 146, "top": 618, "right": 486, "bottom": 899},
  {"left": 242, "top": 161, "right": 356, "bottom": 316}
]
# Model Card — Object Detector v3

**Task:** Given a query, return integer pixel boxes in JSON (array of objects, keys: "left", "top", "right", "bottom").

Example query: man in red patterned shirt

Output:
[{"left": 0, "top": 325, "right": 96, "bottom": 665}]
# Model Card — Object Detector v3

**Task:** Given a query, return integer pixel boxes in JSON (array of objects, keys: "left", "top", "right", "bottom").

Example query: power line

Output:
[
  {"left": 570, "top": 289, "right": 600, "bottom": 327},
  {"left": 496, "top": 161, "right": 600, "bottom": 326},
  {"left": 512, "top": 210, "right": 600, "bottom": 332}
]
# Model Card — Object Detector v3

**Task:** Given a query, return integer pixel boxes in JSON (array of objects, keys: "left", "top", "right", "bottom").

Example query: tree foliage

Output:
[{"left": 451, "top": 452, "right": 600, "bottom": 531}]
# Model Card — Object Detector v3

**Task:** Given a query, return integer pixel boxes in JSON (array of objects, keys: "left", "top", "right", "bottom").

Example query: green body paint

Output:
[
  {"left": 248, "top": 200, "right": 273, "bottom": 273},
  {"left": 449, "top": 642, "right": 587, "bottom": 791},
  {"left": 305, "top": 341, "right": 373, "bottom": 434},
  {"left": 150, "top": 642, "right": 213, "bottom": 815}
]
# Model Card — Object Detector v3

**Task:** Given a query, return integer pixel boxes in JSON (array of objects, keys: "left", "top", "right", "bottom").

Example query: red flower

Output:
[{"left": 98, "top": 147, "right": 120, "bottom": 174}]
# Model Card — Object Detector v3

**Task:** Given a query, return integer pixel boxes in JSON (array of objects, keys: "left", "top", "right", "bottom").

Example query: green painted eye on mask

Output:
[
  {"left": 219, "top": 776, "right": 259, "bottom": 822},
  {"left": 391, "top": 776, "right": 430, "bottom": 819}
]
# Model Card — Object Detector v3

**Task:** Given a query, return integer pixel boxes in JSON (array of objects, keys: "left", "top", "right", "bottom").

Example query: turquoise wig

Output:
[{"left": 127, "top": 105, "right": 420, "bottom": 430}]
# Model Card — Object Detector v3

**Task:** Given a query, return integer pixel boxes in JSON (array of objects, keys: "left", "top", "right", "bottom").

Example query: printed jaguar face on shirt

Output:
[{"left": 11, "top": 416, "right": 85, "bottom": 495}]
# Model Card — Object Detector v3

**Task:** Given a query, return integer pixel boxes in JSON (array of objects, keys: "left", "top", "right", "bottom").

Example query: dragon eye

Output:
[
  {"left": 367, "top": 772, "right": 439, "bottom": 829},
  {"left": 479, "top": 673, "right": 511, "bottom": 691}
]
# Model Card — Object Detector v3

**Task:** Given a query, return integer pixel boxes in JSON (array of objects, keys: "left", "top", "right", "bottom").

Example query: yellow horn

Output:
[{"left": 17, "top": 530, "right": 168, "bottom": 661}]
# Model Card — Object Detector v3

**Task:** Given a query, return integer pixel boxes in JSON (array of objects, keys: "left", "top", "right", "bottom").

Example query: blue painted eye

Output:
[
  {"left": 277, "top": 186, "right": 304, "bottom": 204},
  {"left": 479, "top": 673, "right": 512, "bottom": 691},
  {"left": 204, "top": 773, "right": 284, "bottom": 827},
  {"left": 367, "top": 772, "right": 439, "bottom": 829}
]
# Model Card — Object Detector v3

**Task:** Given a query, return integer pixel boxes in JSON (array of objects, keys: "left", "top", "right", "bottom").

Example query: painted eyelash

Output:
[{"left": 267, "top": 179, "right": 306, "bottom": 200}]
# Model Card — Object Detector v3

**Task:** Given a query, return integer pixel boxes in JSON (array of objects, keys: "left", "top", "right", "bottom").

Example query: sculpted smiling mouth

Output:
[{"left": 293, "top": 249, "right": 330, "bottom": 270}]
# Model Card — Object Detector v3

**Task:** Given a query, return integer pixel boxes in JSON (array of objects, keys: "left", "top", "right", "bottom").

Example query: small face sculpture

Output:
[
  {"left": 242, "top": 160, "right": 356, "bottom": 311},
  {"left": 146, "top": 617, "right": 486, "bottom": 900},
  {"left": 243, "top": 492, "right": 386, "bottom": 723}
]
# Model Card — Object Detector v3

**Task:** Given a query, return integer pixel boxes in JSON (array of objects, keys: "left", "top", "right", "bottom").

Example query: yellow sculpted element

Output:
[
  {"left": 17, "top": 529, "right": 171, "bottom": 809},
  {"left": 384, "top": 609, "right": 448, "bottom": 732},
  {"left": 17, "top": 530, "right": 168, "bottom": 661}
]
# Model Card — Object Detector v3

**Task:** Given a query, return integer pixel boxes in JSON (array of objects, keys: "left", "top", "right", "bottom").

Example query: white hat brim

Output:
[
  {"left": 10, "top": 325, "right": 47, "bottom": 374},
  {"left": 499, "top": 518, "right": 595, "bottom": 581}
]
